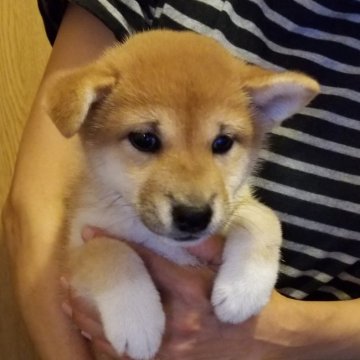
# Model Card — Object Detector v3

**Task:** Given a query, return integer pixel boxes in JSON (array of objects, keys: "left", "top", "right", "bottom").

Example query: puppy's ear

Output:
[
  {"left": 244, "top": 70, "right": 320, "bottom": 129},
  {"left": 46, "top": 66, "right": 116, "bottom": 138}
]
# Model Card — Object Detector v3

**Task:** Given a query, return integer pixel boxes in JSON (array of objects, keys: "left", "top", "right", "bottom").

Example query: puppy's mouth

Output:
[
  {"left": 139, "top": 215, "right": 212, "bottom": 244},
  {"left": 142, "top": 219, "right": 209, "bottom": 242},
  {"left": 173, "top": 234, "right": 202, "bottom": 242}
]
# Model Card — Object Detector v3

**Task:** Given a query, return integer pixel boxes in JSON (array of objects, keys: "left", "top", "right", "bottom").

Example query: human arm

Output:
[
  {"left": 2, "top": 4, "right": 118, "bottom": 359},
  {"left": 257, "top": 293, "right": 360, "bottom": 360}
]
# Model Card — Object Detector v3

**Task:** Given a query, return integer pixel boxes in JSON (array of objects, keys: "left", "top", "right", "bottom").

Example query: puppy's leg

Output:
[
  {"left": 69, "top": 238, "right": 165, "bottom": 360},
  {"left": 212, "top": 199, "right": 281, "bottom": 323}
]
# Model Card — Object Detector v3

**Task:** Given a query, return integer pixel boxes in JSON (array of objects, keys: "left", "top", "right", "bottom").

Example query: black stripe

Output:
[
  {"left": 280, "top": 221, "right": 360, "bottom": 257},
  {"left": 284, "top": 114, "right": 360, "bottom": 149},
  {"left": 304, "top": 290, "right": 339, "bottom": 301},
  {"left": 138, "top": 0, "right": 157, "bottom": 21},
  {"left": 72, "top": 0, "right": 130, "bottom": 41},
  {"left": 254, "top": 186, "right": 360, "bottom": 233},
  {"left": 37, "top": 0, "right": 67, "bottom": 44},
  {"left": 265, "top": 0, "right": 360, "bottom": 38},
  {"left": 154, "top": 13, "right": 185, "bottom": 30},
  {"left": 281, "top": 248, "right": 352, "bottom": 275},
  {"left": 313, "top": 0, "right": 360, "bottom": 14},
  {"left": 106, "top": 0, "right": 150, "bottom": 30},
  {"left": 258, "top": 160, "right": 360, "bottom": 205},
  {"left": 324, "top": 277, "right": 360, "bottom": 298},
  {"left": 168, "top": 0, "right": 220, "bottom": 29},
  {"left": 144, "top": 0, "right": 159, "bottom": 7},
  {"left": 348, "top": 261, "right": 360, "bottom": 279},
  {"left": 267, "top": 133, "right": 360, "bottom": 176},
  {"left": 311, "top": 95, "right": 360, "bottom": 124},
  {"left": 277, "top": 273, "right": 326, "bottom": 295},
  {"left": 277, "top": 254, "right": 360, "bottom": 298},
  {"left": 230, "top": 0, "right": 360, "bottom": 66}
]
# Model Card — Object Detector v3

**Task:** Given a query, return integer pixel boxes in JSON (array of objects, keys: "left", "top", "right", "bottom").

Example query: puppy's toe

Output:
[{"left": 211, "top": 278, "right": 271, "bottom": 324}]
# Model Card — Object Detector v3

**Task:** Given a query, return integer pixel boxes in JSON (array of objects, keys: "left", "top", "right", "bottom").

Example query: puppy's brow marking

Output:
[
  {"left": 216, "top": 123, "right": 248, "bottom": 144},
  {"left": 118, "top": 120, "right": 160, "bottom": 140}
]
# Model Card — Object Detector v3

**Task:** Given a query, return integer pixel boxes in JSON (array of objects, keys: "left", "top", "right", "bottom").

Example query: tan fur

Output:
[{"left": 45, "top": 30, "right": 319, "bottom": 359}]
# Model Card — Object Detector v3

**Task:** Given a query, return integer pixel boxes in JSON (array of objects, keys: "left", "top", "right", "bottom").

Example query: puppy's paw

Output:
[
  {"left": 70, "top": 239, "right": 165, "bottom": 359},
  {"left": 99, "top": 282, "right": 165, "bottom": 360},
  {"left": 211, "top": 274, "right": 271, "bottom": 324}
]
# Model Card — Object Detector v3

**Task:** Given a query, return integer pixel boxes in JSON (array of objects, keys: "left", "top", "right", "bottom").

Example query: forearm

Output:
[
  {"left": 256, "top": 292, "right": 360, "bottom": 360},
  {"left": 4, "top": 4, "right": 117, "bottom": 359}
]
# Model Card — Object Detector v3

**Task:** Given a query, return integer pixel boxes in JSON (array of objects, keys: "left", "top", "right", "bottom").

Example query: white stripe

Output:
[
  {"left": 283, "top": 285, "right": 357, "bottom": 300},
  {"left": 321, "top": 86, "right": 360, "bottom": 106},
  {"left": 281, "top": 264, "right": 333, "bottom": 283},
  {"left": 302, "top": 107, "right": 360, "bottom": 132},
  {"left": 282, "top": 239, "right": 357, "bottom": 265},
  {"left": 272, "top": 126, "right": 360, "bottom": 159},
  {"left": 196, "top": 0, "right": 360, "bottom": 74},
  {"left": 317, "top": 286, "right": 352, "bottom": 300},
  {"left": 293, "top": 0, "right": 360, "bottom": 24},
  {"left": 162, "top": 4, "right": 279, "bottom": 69},
  {"left": 279, "top": 287, "right": 308, "bottom": 299},
  {"left": 149, "top": 5, "right": 163, "bottom": 20},
  {"left": 259, "top": 149, "right": 360, "bottom": 187},
  {"left": 338, "top": 272, "right": 360, "bottom": 286},
  {"left": 248, "top": 0, "right": 360, "bottom": 50},
  {"left": 121, "top": 0, "right": 153, "bottom": 25},
  {"left": 278, "top": 212, "right": 360, "bottom": 241},
  {"left": 119, "top": 0, "right": 144, "bottom": 18},
  {"left": 98, "top": 0, "right": 133, "bottom": 32},
  {"left": 254, "top": 177, "right": 360, "bottom": 215}
]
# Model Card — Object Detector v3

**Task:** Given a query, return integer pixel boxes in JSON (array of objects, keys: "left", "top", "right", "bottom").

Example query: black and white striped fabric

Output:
[{"left": 38, "top": 0, "right": 360, "bottom": 301}]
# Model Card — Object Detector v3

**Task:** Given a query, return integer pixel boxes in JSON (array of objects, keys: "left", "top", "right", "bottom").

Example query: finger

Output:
[
  {"left": 73, "top": 308, "right": 105, "bottom": 338},
  {"left": 61, "top": 296, "right": 105, "bottom": 339},
  {"left": 187, "top": 235, "right": 224, "bottom": 267},
  {"left": 131, "top": 243, "right": 215, "bottom": 300},
  {"left": 82, "top": 226, "right": 112, "bottom": 242},
  {"left": 93, "top": 338, "right": 124, "bottom": 359},
  {"left": 130, "top": 244, "right": 186, "bottom": 291},
  {"left": 69, "top": 290, "right": 101, "bottom": 322},
  {"left": 61, "top": 276, "right": 106, "bottom": 339}
]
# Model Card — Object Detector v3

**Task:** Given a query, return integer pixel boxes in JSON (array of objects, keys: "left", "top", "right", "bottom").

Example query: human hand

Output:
[{"left": 61, "top": 227, "right": 285, "bottom": 359}]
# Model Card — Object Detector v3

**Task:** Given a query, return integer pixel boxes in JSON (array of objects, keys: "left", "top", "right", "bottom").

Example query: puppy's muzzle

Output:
[{"left": 172, "top": 203, "right": 213, "bottom": 240}]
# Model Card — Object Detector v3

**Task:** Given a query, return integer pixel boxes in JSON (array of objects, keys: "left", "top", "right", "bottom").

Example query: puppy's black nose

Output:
[{"left": 172, "top": 204, "right": 213, "bottom": 234}]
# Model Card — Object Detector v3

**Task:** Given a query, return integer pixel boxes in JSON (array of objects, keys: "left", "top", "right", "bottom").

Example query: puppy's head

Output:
[{"left": 47, "top": 30, "right": 319, "bottom": 243}]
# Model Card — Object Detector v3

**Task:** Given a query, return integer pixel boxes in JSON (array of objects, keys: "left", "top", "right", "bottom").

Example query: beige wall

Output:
[{"left": 0, "top": 0, "right": 51, "bottom": 358}]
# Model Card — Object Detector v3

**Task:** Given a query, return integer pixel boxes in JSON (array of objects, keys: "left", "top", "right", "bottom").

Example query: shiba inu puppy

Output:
[{"left": 46, "top": 30, "right": 319, "bottom": 359}]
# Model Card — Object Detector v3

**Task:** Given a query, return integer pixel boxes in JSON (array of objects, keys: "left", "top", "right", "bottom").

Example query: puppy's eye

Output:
[
  {"left": 212, "top": 135, "right": 234, "bottom": 154},
  {"left": 128, "top": 132, "right": 161, "bottom": 153}
]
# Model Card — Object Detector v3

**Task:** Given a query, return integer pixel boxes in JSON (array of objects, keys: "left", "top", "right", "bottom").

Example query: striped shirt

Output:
[{"left": 38, "top": 0, "right": 360, "bottom": 301}]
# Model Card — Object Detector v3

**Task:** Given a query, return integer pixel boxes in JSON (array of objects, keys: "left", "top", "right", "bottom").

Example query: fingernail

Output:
[
  {"left": 61, "top": 302, "right": 73, "bottom": 317},
  {"left": 81, "top": 330, "right": 92, "bottom": 341},
  {"left": 95, "top": 339, "right": 119, "bottom": 357},
  {"left": 82, "top": 226, "right": 95, "bottom": 242}
]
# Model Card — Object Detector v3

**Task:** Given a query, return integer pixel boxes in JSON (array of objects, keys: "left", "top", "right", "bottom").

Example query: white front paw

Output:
[
  {"left": 211, "top": 274, "right": 272, "bottom": 324},
  {"left": 98, "top": 283, "right": 165, "bottom": 360}
]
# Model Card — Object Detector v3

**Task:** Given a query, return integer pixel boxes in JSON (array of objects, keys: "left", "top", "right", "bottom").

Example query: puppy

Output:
[{"left": 46, "top": 30, "right": 319, "bottom": 359}]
